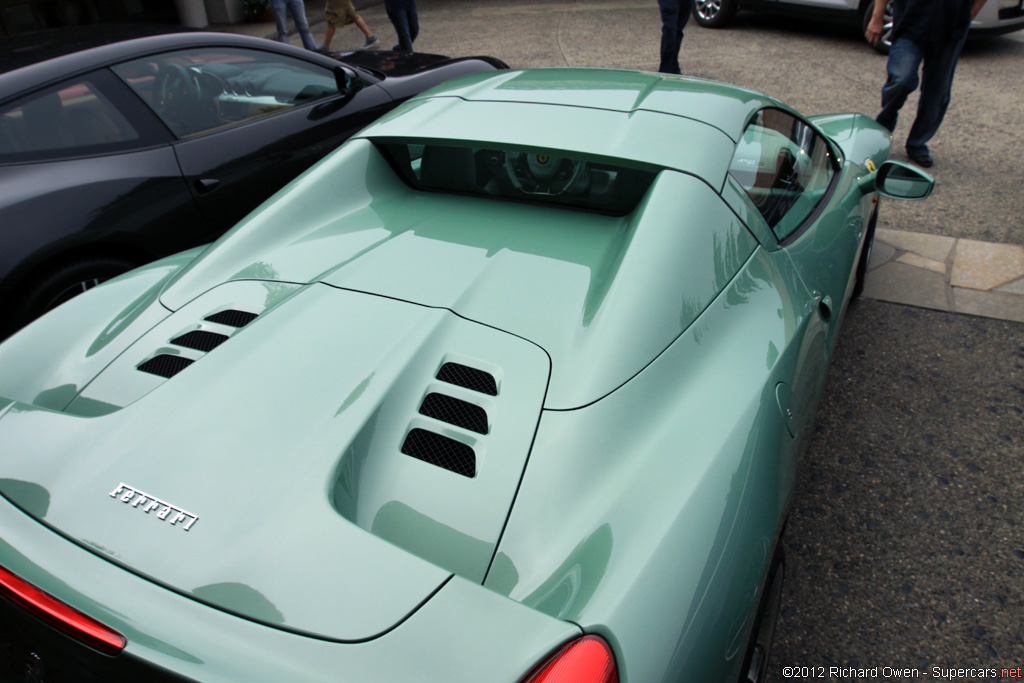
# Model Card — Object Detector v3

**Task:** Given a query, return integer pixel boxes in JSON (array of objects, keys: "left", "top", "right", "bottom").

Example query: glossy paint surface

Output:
[
  {"left": 0, "top": 68, "right": 916, "bottom": 681},
  {"left": 160, "top": 138, "right": 756, "bottom": 408},
  {"left": 0, "top": 491, "right": 579, "bottom": 681}
]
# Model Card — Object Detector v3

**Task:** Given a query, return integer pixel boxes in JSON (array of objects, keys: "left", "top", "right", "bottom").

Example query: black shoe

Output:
[{"left": 907, "top": 150, "right": 933, "bottom": 168}]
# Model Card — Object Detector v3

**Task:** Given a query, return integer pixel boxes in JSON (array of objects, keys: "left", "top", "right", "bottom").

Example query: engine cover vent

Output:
[
  {"left": 137, "top": 355, "right": 195, "bottom": 379},
  {"left": 419, "top": 393, "right": 488, "bottom": 434},
  {"left": 204, "top": 310, "right": 258, "bottom": 328},
  {"left": 400, "top": 428, "right": 476, "bottom": 478},
  {"left": 436, "top": 362, "right": 497, "bottom": 396},
  {"left": 171, "top": 330, "right": 229, "bottom": 353}
]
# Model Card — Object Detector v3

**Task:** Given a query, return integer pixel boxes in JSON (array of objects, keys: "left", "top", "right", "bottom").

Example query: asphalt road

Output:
[
  {"left": 370, "top": 3, "right": 1024, "bottom": 679},
  {"left": 773, "top": 299, "right": 1024, "bottom": 681}
]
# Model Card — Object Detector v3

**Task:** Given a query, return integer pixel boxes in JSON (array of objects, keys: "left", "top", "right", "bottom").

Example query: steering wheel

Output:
[
  {"left": 155, "top": 63, "right": 199, "bottom": 119},
  {"left": 505, "top": 152, "right": 585, "bottom": 196}
]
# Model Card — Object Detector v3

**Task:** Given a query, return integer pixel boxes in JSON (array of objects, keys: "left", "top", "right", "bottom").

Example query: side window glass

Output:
[
  {"left": 111, "top": 48, "right": 338, "bottom": 139},
  {"left": 729, "top": 108, "right": 835, "bottom": 241},
  {"left": 0, "top": 79, "right": 140, "bottom": 160}
]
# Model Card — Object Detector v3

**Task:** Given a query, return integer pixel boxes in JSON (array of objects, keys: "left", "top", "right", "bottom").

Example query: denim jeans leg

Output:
[
  {"left": 876, "top": 37, "right": 923, "bottom": 133},
  {"left": 387, "top": 0, "right": 414, "bottom": 51},
  {"left": 657, "top": 0, "right": 683, "bottom": 74},
  {"left": 270, "top": 0, "right": 290, "bottom": 43},
  {"left": 286, "top": 0, "right": 317, "bottom": 50},
  {"left": 905, "top": 35, "right": 966, "bottom": 156},
  {"left": 407, "top": 0, "right": 419, "bottom": 44}
]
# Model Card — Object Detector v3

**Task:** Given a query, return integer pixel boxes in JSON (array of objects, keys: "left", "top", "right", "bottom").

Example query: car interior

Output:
[
  {"left": 381, "top": 141, "right": 658, "bottom": 215},
  {"left": 111, "top": 48, "right": 340, "bottom": 139}
]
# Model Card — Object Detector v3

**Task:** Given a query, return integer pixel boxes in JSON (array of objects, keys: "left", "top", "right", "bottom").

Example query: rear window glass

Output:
[
  {"left": 378, "top": 141, "right": 657, "bottom": 215},
  {"left": 0, "top": 78, "right": 139, "bottom": 160}
]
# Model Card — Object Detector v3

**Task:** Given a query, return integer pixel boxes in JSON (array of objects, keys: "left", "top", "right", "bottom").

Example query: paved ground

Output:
[{"left": 105, "top": 6, "right": 1024, "bottom": 681}]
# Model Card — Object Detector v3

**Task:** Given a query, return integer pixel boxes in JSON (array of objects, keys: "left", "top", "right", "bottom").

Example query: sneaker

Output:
[
  {"left": 316, "top": 42, "right": 329, "bottom": 51},
  {"left": 360, "top": 36, "right": 380, "bottom": 50},
  {"left": 906, "top": 150, "right": 933, "bottom": 168}
]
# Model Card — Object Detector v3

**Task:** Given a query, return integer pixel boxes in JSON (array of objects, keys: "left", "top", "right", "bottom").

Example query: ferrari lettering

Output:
[{"left": 108, "top": 483, "right": 198, "bottom": 532}]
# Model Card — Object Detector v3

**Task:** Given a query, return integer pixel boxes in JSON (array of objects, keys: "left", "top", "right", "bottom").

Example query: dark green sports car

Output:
[{"left": 0, "top": 68, "right": 932, "bottom": 682}]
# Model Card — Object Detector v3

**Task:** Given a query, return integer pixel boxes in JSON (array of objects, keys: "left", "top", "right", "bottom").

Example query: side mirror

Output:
[
  {"left": 334, "top": 66, "right": 354, "bottom": 96},
  {"left": 873, "top": 160, "right": 934, "bottom": 200}
]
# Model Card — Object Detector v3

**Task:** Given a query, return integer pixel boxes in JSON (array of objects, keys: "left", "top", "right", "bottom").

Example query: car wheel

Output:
[
  {"left": 693, "top": 0, "right": 738, "bottom": 28},
  {"left": 852, "top": 209, "right": 878, "bottom": 299},
  {"left": 862, "top": 0, "right": 893, "bottom": 55},
  {"left": 739, "top": 545, "right": 784, "bottom": 683},
  {"left": 14, "top": 257, "right": 137, "bottom": 328}
]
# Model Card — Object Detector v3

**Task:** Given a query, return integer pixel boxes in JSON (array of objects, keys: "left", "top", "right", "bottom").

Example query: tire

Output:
[
  {"left": 693, "top": 0, "right": 738, "bottom": 28},
  {"left": 862, "top": 0, "right": 893, "bottom": 55},
  {"left": 739, "top": 544, "right": 784, "bottom": 683},
  {"left": 852, "top": 209, "right": 878, "bottom": 300},
  {"left": 12, "top": 257, "right": 137, "bottom": 330}
]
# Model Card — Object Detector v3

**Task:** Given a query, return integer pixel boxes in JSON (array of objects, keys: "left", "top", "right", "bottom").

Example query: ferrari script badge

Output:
[{"left": 109, "top": 483, "right": 198, "bottom": 532}]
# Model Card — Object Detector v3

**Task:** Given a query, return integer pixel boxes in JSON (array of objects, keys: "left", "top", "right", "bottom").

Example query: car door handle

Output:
[{"left": 194, "top": 178, "right": 220, "bottom": 194}]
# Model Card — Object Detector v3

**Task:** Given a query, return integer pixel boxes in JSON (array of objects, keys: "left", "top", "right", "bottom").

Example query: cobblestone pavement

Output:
[{"left": 867, "top": 229, "right": 1024, "bottom": 324}]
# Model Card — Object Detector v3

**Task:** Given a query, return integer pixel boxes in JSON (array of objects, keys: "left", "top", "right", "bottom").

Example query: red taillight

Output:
[
  {"left": 0, "top": 564, "right": 126, "bottom": 656},
  {"left": 522, "top": 635, "right": 619, "bottom": 683}
]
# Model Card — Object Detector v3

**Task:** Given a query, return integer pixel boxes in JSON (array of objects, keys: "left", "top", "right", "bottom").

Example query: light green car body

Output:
[{"left": 0, "top": 69, "right": 930, "bottom": 681}]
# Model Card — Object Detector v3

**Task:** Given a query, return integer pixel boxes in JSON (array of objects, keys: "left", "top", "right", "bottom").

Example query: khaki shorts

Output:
[{"left": 325, "top": 0, "right": 359, "bottom": 27}]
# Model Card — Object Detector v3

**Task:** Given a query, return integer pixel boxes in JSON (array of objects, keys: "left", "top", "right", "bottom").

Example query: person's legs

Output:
[
  {"left": 355, "top": 15, "right": 373, "bottom": 38},
  {"left": 657, "top": 0, "right": 682, "bottom": 74},
  {"left": 270, "top": 0, "right": 290, "bottom": 43},
  {"left": 386, "top": 0, "right": 414, "bottom": 51},
  {"left": 406, "top": 0, "right": 419, "bottom": 44},
  {"left": 285, "top": 0, "right": 317, "bottom": 50},
  {"left": 876, "top": 37, "right": 924, "bottom": 133},
  {"left": 905, "top": 35, "right": 967, "bottom": 157},
  {"left": 323, "top": 24, "right": 337, "bottom": 48}
]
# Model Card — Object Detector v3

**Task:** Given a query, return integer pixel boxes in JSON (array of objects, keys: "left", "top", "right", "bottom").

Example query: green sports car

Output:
[{"left": 0, "top": 68, "right": 932, "bottom": 682}]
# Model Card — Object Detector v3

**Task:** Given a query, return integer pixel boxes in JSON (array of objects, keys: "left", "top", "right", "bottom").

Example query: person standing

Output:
[
  {"left": 657, "top": 0, "right": 694, "bottom": 75},
  {"left": 270, "top": 0, "right": 317, "bottom": 51},
  {"left": 320, "top": 0, "right": 380, "bottom": 51},
  {"left": 384, "top": 0, "right": 419, "bottom": 52},
  {"left": 865, "top": 0, "right": 985, "bottom": 168}
]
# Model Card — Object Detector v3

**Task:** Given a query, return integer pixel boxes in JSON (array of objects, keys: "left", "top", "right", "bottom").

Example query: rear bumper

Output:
[{"left": 0, "top": 493, "right": 579, "bottom": 682}]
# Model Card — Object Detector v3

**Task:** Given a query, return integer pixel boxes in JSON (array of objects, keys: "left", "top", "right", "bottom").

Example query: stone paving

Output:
[{"left": 866, "top": 229, "right": 1024, "bottom": 324}]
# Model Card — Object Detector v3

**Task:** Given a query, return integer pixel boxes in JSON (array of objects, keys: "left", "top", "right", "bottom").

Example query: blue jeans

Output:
[
  {"left": 657, "top": 0, "right": 693, "bottom": 75},
  {"left": 385, "top": 0, "right": 419, "bottom": 52},
  {"left": 271, "top": 0, "right": 317, "bottom": 51},
  {"left": 876, "top": 35, "right": 967, "bottom": 156}
]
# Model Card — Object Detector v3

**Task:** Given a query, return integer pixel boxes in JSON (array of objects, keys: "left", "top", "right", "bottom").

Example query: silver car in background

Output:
[{"left": 692, "top": 0, "right": 1024, "bottom": 53}]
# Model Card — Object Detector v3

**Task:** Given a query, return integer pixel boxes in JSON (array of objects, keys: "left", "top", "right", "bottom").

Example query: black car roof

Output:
[{"left": 0, "top": 30, "right": 343, "bottom": 102}]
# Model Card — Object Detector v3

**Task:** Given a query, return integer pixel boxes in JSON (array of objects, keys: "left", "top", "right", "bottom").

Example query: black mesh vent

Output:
[
  {"left": 138, "top": 354, "right": 194, "bottom": 379},
  {"left": 419, "top": 393, "right": 488, "bottom": 435},
  {"left": 171, "top": 330, "right": 229, "bottom": 353},
  {"left": 204, "top": 310, "right": 257, "bottom": 328},
  {"left": 401, "top": 428, "right": 476, "bottom": 477},
  {"left": 436, "top": 362, "right": 497, "bottom": 396}
]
